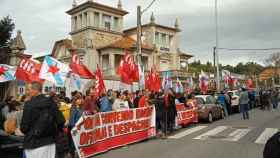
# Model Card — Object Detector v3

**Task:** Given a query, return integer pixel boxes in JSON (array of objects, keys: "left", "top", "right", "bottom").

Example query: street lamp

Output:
[{"left": 136, "top": 0, "right": 157, "bottom": 90}]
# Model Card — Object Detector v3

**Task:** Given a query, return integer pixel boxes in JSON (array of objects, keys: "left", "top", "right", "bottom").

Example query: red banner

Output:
[
  {"left": 176, "top": 100, "right": 198, "bottom": 126},
  {"left": 15, "top": 58, "right": 43, "bottom": 83},
  {"left": 71, "top": 107, "right": 156, "bottom": 158}
]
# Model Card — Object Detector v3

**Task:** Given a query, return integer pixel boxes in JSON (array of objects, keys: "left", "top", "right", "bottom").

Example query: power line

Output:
[
  {"left": 217, "top": 48, "right": 280, "bottom": 51},
  {"left": 141, "top": 0, "right": 156, "bottom": 14}
]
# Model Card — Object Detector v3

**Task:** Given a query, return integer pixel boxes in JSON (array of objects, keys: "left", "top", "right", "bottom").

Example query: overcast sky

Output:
[{"left": 1, "top": 0, "right": 280, "bottom": 66}]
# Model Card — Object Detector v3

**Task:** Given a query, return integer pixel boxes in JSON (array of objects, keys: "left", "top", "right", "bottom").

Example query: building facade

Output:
[
  {"left": 50, "top": 0, "right": 193, "bottom": 90},
  {"left": 0, "top": 30, "right": 32, "bottom": 100}
]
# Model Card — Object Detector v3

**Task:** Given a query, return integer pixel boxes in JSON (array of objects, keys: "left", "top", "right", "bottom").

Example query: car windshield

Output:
[
  {"left": 195, "top": 97, "right": 205, "bottom": 105},
  {"left": 205, "top": 96, "right": 215, "bottom": 104}
]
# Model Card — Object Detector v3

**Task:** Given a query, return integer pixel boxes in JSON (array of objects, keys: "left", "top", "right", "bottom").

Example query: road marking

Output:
[
  {"left": 223, "top": 128, "right": 251, "bottom": 141},
  {"left": 193, "top": 126, "right": 228, "bottom": 140},
  {"left": 255, "top": 128, "right": 278, "bottom": 144},
  {"left": 169, "top": 126, "right": 208, "bottom": 139}
]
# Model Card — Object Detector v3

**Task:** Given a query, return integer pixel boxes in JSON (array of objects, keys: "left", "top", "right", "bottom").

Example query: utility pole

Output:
[
  {"left": 137, "top": 5, "right": 143, "bottom": 90},
  {"left": 136, "top": 0, "right": 156, "bottom": 90},
  {"left": 213, "top": 47, "right": 216, "bottom": 74},
  {"left": 215, "top": 0, "right": 221, "bottom": 92}
]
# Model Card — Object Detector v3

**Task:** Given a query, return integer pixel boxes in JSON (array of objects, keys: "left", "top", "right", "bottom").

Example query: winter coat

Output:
[
  {"left": 239, "top": 91, "right": 249, "bottom": 105},
  {"left": 20, "top": 94, "right": 64, "bottom": 149},
  {"left": 68, "top": 106, "right": 83, "bottom": 129},
  {"left": 99, "top": 96, "right": 112, "bottom": 112}
]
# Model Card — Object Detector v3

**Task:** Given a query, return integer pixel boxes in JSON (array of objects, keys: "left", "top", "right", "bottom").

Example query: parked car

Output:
[
  {"left": 227, "top": 90, "right": 240, "bottom": 112},
  {"left": 195, "top": 95, "right": 225, "bottom": 123}
]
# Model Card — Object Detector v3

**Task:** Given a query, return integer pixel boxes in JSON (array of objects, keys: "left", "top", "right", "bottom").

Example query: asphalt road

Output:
[{"left": 97, "top": 108, "right": 280, "bottom": 158}]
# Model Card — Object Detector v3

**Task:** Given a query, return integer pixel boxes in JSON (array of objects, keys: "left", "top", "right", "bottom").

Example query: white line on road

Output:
[
  {"left": 169, "top": 126, "right": 208, "bottom": 139},
  {"left": 255, "top": 128, "right": 278, "bottom": 144},
  {"left": 193, "top": 126, "right": 228, "bottom": 140},
  {"left": 223, "top": 128, "right": 251, "bottom": 142}
]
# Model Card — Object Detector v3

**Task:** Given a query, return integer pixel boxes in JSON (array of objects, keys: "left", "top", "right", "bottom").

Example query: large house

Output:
[{"left": 42, "top": 0, "right": 193, "bottom": 91}]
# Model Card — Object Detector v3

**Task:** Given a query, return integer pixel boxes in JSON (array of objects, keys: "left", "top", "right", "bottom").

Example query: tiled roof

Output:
[
  {"left": 259, "top": 68, "right": 279, "bottom": 80},
  {"left": 51, "top": 39, "right": 74, "bottom": 57},
  {"left": 97, "top": 36, "right": 154, "bottom": 50}
]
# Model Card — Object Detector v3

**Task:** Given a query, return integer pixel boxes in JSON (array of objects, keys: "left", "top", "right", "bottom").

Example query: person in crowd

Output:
[
  {"left": 83, "top": 87, "right": 99, "bottom": 115},
  {"left": 248, "top": 90, "right": 255, "bottom": 109},
  {"left": 20, "top": 82, "right": 65, "bottom": 158},
  {"left": 271, "top": 89, "right": 278, "bottom": 109},
  {"left": 59, "top": 90, "right": 70, "bottom": 104},
  {"left": 68, "top": 94, "right": 84, "bottom": 158},
  {"left": 112, "top": 91, "right": 130, "bottom": 111},
  {"left": 53, "top": 97, "right": 67, "bottom": 158},
  {"left": 163, "top": 88, "right": 177, "bottom": 137},
  {"left": 133, "top": 90, "right": 142, "bottom": 108},
  {"left": 239, "top": 88, "right": 250, "bottom": 120},
  {"left": 154, "top": 92, "right": 164, "bottom": 137},
  {"left": 0, "top": 102, "right": 5, "bottom": 131},
  {"left": 224, "top": 91, "right": 232, "bottom": 115},
  {"left": 217, "top": 91, "right": 228, "bottom": 116},
  {"left": 99, "top": 90, "right": 113, "bottom": 112},
  {"left": 175, "top": 93, "right": 186, "bottom": 105},
  {"left": 1, "top": 96, "right": 14, "bottom": 119},
  {"left": 138, "top": 91, "right": 150, "bottom": 108},
  {"left": 107, "top": 89, "right": 115, "bottom": 105},
  {"left": 263, "top": 90, "right": 272, "bottom": 110},
  {"left": 123, "top": 90, "right": 134, "bottom": 108},
  {"left": 3, "top": 100, "right": 21, "bottom": 135},
  {"left": 259, "top": 89, "right": 265, "bottom": 110}
]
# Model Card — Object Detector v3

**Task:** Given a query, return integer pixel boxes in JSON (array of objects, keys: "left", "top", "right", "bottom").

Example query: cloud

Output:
[{"left": 0, "top": 0, "right": 279, "bottom": 65}]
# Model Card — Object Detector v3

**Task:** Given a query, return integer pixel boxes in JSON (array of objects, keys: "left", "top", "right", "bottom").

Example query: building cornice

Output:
[
  {"left": 124, "top": 23, "right": 180, "bottom": 33},
  {"left": 66, "top": 1, "right": 128, "bottom": 16},
  {"left": 70, "top": 26, "right": 124, "bottom": 36}
]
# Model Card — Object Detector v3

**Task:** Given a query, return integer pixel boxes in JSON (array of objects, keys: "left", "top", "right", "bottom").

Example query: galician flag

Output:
[
  {"left": 0, "top": 64, "right": 15, "bottom": 83},
  {"left": 39, "top": 56, "right": 70, "bottom": 86},
  {"left": 175, "top": 77, "right": 183, "bottom": 93},
  {"left": 162, "top": 71, "right": 172, "bottom": 90}
]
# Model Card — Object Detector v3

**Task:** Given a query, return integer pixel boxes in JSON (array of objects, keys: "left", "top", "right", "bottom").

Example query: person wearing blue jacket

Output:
[
  {"left": 217, "top": 91, "right": 228, "bottom": 117},
  {"left": 68, "top": 94, "right": 83, "bottom": 158},
  {"left": 99, "top": 91, "right": 112, "bottom": 112}
]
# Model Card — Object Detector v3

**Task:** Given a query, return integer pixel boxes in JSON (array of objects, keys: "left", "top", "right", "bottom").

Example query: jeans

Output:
[
  {"left": 221, "top": 104, "right": 228, "bottom": 117},
  {"left": 240, "top": 104, "right": 249, "bottom": 119},
  {"left": 272, "top": 100, "right": 278, "bottom": 109}
]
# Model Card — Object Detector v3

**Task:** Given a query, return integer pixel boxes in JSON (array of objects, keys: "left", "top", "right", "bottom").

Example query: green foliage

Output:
[
  {"left": 189, "top": 61, "right": 264, "bottom": 76},
  {"left": 0, "top": 16, "right": 15, "bottom": 47}
]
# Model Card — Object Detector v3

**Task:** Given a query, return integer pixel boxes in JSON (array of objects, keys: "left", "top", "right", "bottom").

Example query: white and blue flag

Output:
[
  {"left": 0, "top": 64, "right": 15, "bottom": 83},
  {"left": 39, "top": 56, "right": 70, "bottom": 86}
]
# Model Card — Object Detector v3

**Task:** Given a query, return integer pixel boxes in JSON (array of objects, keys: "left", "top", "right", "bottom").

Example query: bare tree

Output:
[{"left": 265, "top": 52, "right": 280, "bottom": 84}]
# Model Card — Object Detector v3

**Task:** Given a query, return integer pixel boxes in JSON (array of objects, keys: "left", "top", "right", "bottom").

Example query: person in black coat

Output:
[
  {"left": 154, "top": 92, "right": 164, "bottom": 135},
  {"left": 163, "top": 88, "right": 177, "bottom": 136},
  {"left": 20, "top": 82, "right": 65, "bottom": 158}
]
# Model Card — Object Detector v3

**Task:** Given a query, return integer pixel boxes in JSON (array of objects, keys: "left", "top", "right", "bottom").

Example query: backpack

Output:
[
  {"left": 33, "top": 100, "right": 57, "bottom": 137},
  {"left": 263, "top": 132, "right": 280, "bottom": 158},
  {"left": 4, "top": 117, "right": 16, "bottom": 134}
]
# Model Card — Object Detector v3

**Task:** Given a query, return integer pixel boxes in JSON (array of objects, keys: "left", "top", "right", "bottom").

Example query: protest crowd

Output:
[
  {"left": 0, "top": 81, "right": 195, "bottom": 158},
  {"left": 1, "top": 51, "right": 280, "bottom": 158}
]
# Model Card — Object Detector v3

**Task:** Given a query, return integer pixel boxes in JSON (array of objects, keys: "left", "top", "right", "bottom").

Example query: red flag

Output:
[
  {"left": 247, "top": 79, "right": 253, "bottom": 89},
  {"left": 70, "top": 52, "right": 94, "bottom": 79},
  {"left": 94, "top": 65, "right": 105, "bottom": 96},
  {"left": 145, "top": 67, "right": 161, "bottom": 92},
  {"left": 15, "top": 58, "right": 44, "bottom": 83},
  {"left": 117, "top": 51, "right": 139, "bottom": 85}
]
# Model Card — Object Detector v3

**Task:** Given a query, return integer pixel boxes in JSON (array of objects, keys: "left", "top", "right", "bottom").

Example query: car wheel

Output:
[{"left": 208, "top": 112, "right": 213, "bottom": 123}]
